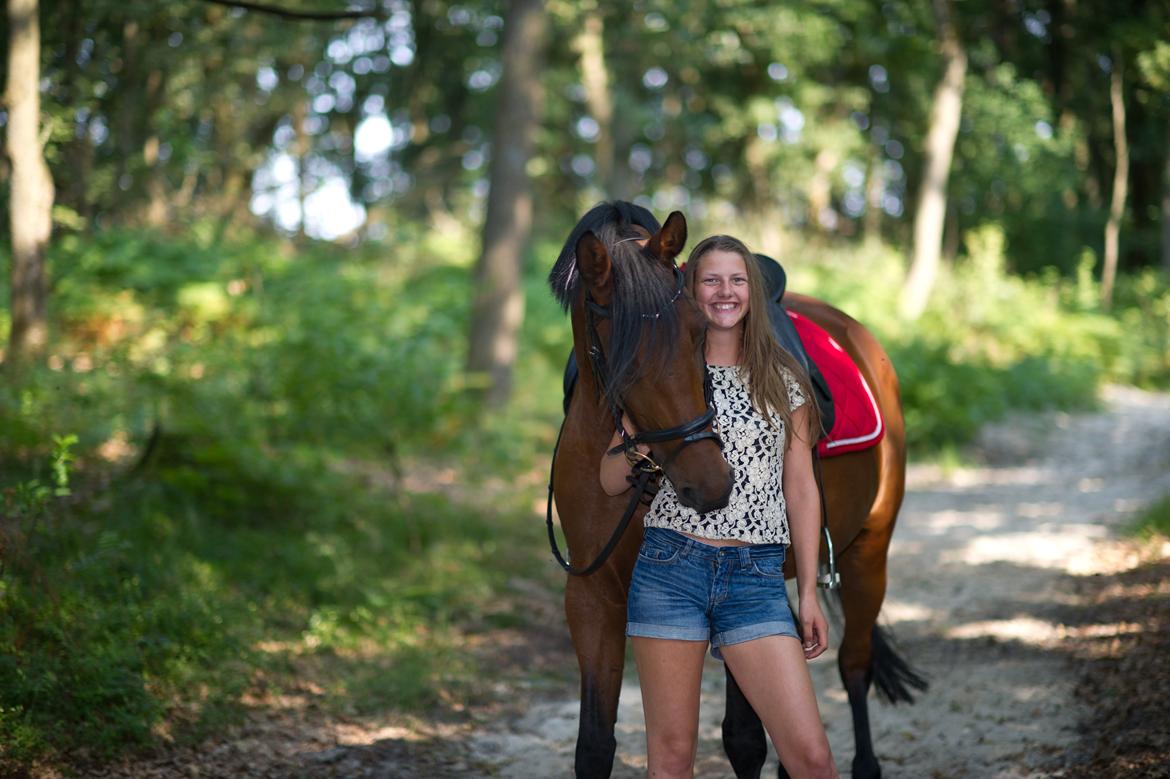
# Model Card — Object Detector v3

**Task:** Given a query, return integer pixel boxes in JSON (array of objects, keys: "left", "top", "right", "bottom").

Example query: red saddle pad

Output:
[{"left": 788, "top": 311, "right": 885, "bottom": 458}]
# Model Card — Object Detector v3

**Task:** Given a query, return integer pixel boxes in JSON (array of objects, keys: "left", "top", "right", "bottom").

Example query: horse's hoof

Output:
[{"left": 851, "top": 754, "right": 881, "bottom": 779}]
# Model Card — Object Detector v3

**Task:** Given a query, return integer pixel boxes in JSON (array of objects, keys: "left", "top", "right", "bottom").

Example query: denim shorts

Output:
[{"left": 626, "top": 527, "right": 799, "bottom": 656}]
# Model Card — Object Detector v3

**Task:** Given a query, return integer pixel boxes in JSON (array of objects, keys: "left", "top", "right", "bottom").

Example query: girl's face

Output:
[{"left": 694, "top": 249, "right": 750, "bottom": 332}]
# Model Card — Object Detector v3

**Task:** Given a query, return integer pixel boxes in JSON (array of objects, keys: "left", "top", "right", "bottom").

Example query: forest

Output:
[{"left": 2, "top": 0, "right": 1169, "bottom": 774}]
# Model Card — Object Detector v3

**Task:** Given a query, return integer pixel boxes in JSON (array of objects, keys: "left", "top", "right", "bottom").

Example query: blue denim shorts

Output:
[{"left": 626, "top": 527, "right": 799, "bottom": 655}]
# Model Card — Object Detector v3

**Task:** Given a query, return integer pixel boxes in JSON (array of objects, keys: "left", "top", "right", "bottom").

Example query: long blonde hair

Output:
[{"left": 684, "top": 235, "right": 821, "bottom": 448}]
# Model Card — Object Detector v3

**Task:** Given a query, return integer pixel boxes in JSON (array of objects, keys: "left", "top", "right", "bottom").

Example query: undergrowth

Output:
[{"left": 1131, "top": 494, "right": 1170, "bottom": 541}]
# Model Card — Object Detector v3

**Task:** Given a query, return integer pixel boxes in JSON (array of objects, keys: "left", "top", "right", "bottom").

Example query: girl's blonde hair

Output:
[{"left": 684, "top": 235, "right": 821, "bottom": 448}]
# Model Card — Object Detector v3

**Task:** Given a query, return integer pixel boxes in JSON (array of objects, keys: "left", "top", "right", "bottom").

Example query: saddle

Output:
[
  {"left": 757, "top": 254, "right": 884, "bottom": 458},
  {"left": 754, "top": 255, "right": 835, "bottom": 437}
]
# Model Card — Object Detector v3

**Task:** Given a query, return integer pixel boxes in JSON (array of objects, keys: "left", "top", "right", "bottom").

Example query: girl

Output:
[{"left": 600, "top": 235, "right": 837, "bottom": 778}]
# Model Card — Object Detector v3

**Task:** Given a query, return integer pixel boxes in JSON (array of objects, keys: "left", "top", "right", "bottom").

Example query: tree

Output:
[
  {"left": 1163, "top": 126, "right": 1170, "bottom": 275},
  {"left": 573, "top": 4, "right": 615, "bottom": 199},
  {"left": 5, "top": 0, "right": 54, "bottom": 364},
  {"left": 466, "top": 0, "right": 546, "bottom": 408},
  {"left": 900, "top": 0, "right": 965, "bottom": 320},
  {"left": 1100, "top": 55, "right": 1128, "bottom": 309}
]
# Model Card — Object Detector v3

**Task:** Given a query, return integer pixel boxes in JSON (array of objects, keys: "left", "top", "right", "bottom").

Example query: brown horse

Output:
[
  {"left": 548, "top": 203, "right": 733, "bottom": 776},
  {"left": 548, "top": 202, "right": 923, "bottom": 779}
]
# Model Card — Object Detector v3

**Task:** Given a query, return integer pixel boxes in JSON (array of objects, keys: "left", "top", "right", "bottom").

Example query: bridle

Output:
[{"left": 546, "top": 265, "right": 725, "bottom": 577}]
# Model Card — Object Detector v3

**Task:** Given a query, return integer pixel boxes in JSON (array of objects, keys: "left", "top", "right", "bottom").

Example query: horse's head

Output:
[{"left": 574, "top": 211, "right": 733, "bottom": 513}]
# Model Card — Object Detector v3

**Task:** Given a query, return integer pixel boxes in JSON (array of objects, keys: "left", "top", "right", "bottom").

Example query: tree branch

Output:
[{"left": 200, "top": 0, "right": 381, "bottom": 22}]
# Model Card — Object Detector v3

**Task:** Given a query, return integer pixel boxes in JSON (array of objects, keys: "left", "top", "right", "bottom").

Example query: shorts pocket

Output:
[
  {"left": 749, "top": 550, "right": 786, "bottom": 578},
  {"left": 638, "top": 537, "right": 680, "bottom": 564}
]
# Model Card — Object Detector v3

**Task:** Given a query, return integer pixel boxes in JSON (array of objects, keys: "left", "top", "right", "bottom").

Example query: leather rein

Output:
[{"left": 546, "top": 267, "right": 724, "bottom": 576}]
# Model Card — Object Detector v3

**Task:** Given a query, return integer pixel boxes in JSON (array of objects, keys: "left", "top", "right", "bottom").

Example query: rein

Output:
[{"left": 546, "top": 266, "right": 723, "bottom": 577}]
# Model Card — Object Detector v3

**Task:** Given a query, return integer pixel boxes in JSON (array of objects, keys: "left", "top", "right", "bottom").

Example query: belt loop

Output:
[{"left": 738, "top": 546, "right": 751, "bottom": 568}]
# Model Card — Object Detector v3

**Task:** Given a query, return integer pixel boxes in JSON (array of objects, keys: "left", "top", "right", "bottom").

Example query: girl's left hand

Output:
[{"left": 799, "top": 598, "right": 829, "bottom": 660}]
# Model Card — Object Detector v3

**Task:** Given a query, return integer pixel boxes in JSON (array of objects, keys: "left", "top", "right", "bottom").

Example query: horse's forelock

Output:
[
  {"left": 548, "top": 201, "right": 661, "bottom": 309},
  {"left": 548, "top": 202, "right": 679, "bottom": 407},
  {"left": 602, "top": 238, "right": 683, "bottom": 408}
]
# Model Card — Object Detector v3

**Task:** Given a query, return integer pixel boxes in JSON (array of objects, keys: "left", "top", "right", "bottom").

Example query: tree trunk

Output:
[
  {"left": 608, "top": 99, "right": 638, "bottom": 202},
  {"left": 466, "top": 0, "right": 546, "bottom": 408},
  {"left": 900, "top": 0, "right": 966, "bottom": 320},
  {"left": 1100, "top": 59, "right": 1127, "bottom": 310},
  {"left": 943, "top": 199, "right": 960, "bottom": 261},
  {"left": 863, "top": 141, "right": 884, "bottom": 243},
  {"left": 5, "top": 0, "right": 54, "bottom": 364},
  {"left": 743, "top": 133, "right": 783, "bottom": 253},
  {"left": 808, "top": 148, "right": 839, "bottom": 231},
  {"left": 292, "top": 97, "right": 310, "bottom": 240},
  {"left": 1162, "top": 129, "right": 1170, "bottom": 276},
  {"left": 574, "top": 7, "right": 613, "bottom": 196}
]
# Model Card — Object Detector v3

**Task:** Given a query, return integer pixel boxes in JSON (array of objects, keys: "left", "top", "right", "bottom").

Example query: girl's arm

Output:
[
  {"left": 783, "top": 403, "right": 829, "bottom": 660},
  {"left": 599, "top": 415, "right": 648, "bottom": 496}
]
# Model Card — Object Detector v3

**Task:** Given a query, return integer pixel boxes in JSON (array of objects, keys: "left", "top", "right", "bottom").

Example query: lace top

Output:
[{"left": 643, "top": 364, "right": 807, "bottom": 545}]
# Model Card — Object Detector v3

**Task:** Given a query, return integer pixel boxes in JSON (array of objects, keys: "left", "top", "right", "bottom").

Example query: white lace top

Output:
[{"left": 643, "top": 364, "right": 807, "bottom": 545}]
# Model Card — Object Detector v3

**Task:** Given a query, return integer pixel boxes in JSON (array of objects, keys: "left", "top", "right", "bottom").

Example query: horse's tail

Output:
[{"left": 870, "top": 624, "right": 928, "bottom": 704}]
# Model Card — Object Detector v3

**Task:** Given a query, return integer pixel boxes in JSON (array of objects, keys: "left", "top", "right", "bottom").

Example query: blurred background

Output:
[{"left": 1, "top": 0, "right": 1168, "bottom": 772}]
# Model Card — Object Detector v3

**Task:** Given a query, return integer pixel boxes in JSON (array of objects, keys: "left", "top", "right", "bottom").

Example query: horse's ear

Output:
[
  {"left": 645, "top": 211, "right": 687, "bottom": 267},
  {"left": 576, "top": 230, "right": 613, "bottom": 305}
]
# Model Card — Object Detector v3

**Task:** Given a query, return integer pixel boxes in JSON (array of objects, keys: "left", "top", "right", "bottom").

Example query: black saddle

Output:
[
  {"left": 561, "top": 254, "right": 835, "bottom": 437},
  {"left": 754, "top": 254, "right": 835, "bottom": 437}
]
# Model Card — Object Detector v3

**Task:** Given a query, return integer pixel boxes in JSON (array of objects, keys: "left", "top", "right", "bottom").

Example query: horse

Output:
[
  {"left": 547, "top": 203, "right": 734, "bottom": 776},
  {"left": 547, "top": 201, "right": 923, "bottom": 779}
]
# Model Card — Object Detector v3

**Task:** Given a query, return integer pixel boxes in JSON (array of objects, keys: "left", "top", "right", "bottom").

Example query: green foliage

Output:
[
  {"left": 1130, "top": 494, "right": 1170, "bottom": 540},
  {"left": 1111, "top": 270, "right": 1170, "bottom": 389},
  {"left": 951, "top": 62, "right": 1097, "bottom": 276},
  {"left": 0, "top": 227, "right": 557, "bottom": 770},
  {"left": 0, "top": 444, "right": 545, "bottom": 767}
]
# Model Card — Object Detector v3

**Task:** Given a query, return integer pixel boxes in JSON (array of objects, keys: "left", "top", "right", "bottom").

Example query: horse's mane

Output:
[{"left": 549, "top": 201, "right": 682, "bottom": 407}]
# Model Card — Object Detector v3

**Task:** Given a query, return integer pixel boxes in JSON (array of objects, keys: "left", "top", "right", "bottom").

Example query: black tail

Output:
[{"left": 870, "top": 624, "right": 928, "bottom": 704}]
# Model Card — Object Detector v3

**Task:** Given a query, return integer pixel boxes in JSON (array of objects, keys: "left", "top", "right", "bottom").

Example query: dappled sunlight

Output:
[
  {"left": 946, "top": 616, "right": 1072, "bottom": 646},
  {"left": 942, "top": 531, "right": 1102, "bottom": 570},
  {"left": 880, "top": 598, "right": 940, "bottom": 625},
  {"left": 915, "top": 507, "right": 1009, "bottom": 534}
]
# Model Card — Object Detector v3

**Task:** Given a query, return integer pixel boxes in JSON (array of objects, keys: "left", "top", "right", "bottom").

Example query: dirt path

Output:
[{"left": 467, "top": 385, "right": 1170, "bottom": 778}]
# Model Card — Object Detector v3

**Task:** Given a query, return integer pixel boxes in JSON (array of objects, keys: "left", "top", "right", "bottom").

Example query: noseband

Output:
[{"left": 546, "top": 265, "right": 724, "bottom": 577}]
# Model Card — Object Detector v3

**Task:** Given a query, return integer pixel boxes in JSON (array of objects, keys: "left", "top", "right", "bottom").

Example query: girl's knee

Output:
[
  {"left": 784, "top": 741, "right": 837, "bottom": 779},
  {"left": 648, "top": 732, "right": 697, "bottom": 777}
]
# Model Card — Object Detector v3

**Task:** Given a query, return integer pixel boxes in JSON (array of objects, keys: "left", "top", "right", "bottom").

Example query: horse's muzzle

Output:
[{"left": 675, "top": 466, "right": 734, "bottom": 514}]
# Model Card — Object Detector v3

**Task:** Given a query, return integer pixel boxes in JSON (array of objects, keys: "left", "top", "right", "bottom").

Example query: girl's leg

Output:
[
  {"left": 719, "top": 635, "right": 838, "bottom": 779},
  {"left": 631, "top": 637, "right": 709, "bottom": 779}
]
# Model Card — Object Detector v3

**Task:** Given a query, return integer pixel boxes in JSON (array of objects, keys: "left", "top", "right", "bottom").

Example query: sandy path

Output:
[{"left": 469, "top": 385, "right": 1170, "bottom": 777}]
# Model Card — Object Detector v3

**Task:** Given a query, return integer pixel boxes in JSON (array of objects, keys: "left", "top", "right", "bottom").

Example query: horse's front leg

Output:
[{"left": 566, "top": 569, "right": 631, "bottom": 779}]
